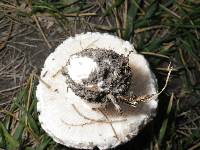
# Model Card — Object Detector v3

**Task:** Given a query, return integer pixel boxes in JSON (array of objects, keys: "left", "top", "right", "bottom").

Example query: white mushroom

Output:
[{"left": 36, "top": 32, "right": 158, "bottom": 150}]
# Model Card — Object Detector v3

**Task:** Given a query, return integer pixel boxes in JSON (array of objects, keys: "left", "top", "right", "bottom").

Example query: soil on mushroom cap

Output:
[{"left": 63, "top": 48, "right": 132, "bottom": 103}]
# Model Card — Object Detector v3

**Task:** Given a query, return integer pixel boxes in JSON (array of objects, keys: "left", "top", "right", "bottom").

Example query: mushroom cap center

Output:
[
  {"left": 67, "top": 56, "right": 98, "bottom": 84},
  {"left": 64, "top": 48, "right": 132, "bottom": 103}
]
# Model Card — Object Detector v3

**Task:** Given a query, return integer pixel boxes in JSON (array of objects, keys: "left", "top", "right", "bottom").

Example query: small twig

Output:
[
  {"left": 0, "top": 109, "right": 19, "bottom": 120},
  {"left": 63, "top": 12, "right": 97, "bottom": 17},
  {"left": 32, "top": 15, "right": 52, "bottom": 49},
  {"left": 135, "top": 25, "right": 165, "bottom": 33},
  {"left": 156, "top": 62, "right": 173, "bottom": 96},
  {"left": 159, "top": 4, "right": 181, "bottom": 19},
  {"left": 0, "top": 2, "right": 16, "bottom": 9},
  {"left": 61, "top": 118, "right": 126, "bottom": 127},
  {"left": 72, "top": 104, "right": 106, "bottom": 122},
  {"left": 52, "top": 67, "right": 64, "bottom": 78},
  {"left": 0, "top": 84, "right": 26, "bottom": 93},
  {"left": 0, "top": 20, "right": 13, "bottom": 50},
  {"left": 176, "top": 129, "right": 190, "bottom": 137},
  {"left": 144, "top": 62, "right": 173, "bottom": 100},
  {"left": 188, "top": 142, "right": 200, "bottom": 150},
  {"left": 85, "top": 39, "right": 100, "bottom": 49},
  {"left": 141, "top": 51, "right": 169, "bottom": 59},
  {"left": 4, "top": 13, "right": 36, "bottom": 29},
  {"left": 84, "top": 21, "right": 114, "bottom": 31},
  {"left": 99, "top": 109, "right": 120, "bottom": 140},
  {"left": 155, "top": 67, "right": 178, "bottom": 72},
  {"left": 146, "top": 63, "right": 173, "bottom": 100},
  {"left": 72, "top": 104, "right": 126, "bottom": 123},
  {"left": 117, "top": 63, "right": 173, "bottom": 106},
  {"left": 33, "top": 73, "right": 51, "bottom": 89},
  {"left": 64, "top": 105, "right": 122, "bottom": 140},
  {"left": 61, "top": 119, "right": 93, "bottom": 126},
  {"left": 180, "top": 116, "right": 200, "bottom": 126},
  {"left": 7, "top": 41, "right": 37, "bottom": 48}
]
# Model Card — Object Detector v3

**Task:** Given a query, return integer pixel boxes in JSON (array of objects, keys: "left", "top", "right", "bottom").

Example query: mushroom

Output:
[{"left": 36, "top": 32, "right": 158, "bottom": 150}]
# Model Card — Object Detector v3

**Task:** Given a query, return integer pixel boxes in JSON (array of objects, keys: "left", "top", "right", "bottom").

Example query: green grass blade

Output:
[
  {"left": 13, "top": 117, "right": 25, "bottom": 142},
  {"left": 0, "top": 122, "right": 19, "bottom": 150},
  {"left": 123, "top": 0, "right": 140, "bottom": 40},
  {"left": 36, "top": 136, "right": 51, "bottom": 150},
  {"left": 25, "top": 147, "right": 35, "bottom": 150},
  {"left": 0, "top": 126, "right": 6, "bottom": 148},
  {"left": 144, "top": 0, "right": 159, "bottom": 19},
  {"left": 104, "top": 0, "right": 125, "bottom": 16},
  {"left": 60, "top": 0, "right": 79, "bottom": 5},
  {"left": 27, "top": 114, "right": 40, "bottom": 135},
  {"left": 158, "top": 93, "right": 174, "bottom": 145},
  {"left": 159, "top": 4, "right": 181, "bottom": 19}
]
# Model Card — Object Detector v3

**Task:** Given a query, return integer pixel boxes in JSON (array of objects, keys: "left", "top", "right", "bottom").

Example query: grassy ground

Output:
[{"left": 0, "top": 0, "right": 200, "bottom": 149}]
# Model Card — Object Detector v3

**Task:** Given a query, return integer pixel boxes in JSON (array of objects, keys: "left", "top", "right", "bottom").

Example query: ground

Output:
[{"left": 0, "top": 0, "right": 200, "bottom": 150}]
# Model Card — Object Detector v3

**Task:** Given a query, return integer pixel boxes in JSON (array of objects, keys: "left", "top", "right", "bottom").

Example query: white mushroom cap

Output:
[{"left": 36, "top": 32, "right": 158, "bottom": 150}]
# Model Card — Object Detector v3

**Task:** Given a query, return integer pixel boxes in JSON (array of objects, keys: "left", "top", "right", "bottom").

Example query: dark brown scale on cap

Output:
[{"left": 63, "top": 48, "right": 132, "bottom": 104}]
